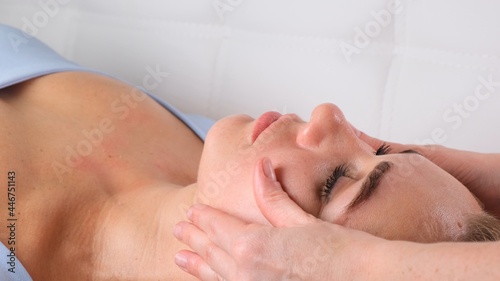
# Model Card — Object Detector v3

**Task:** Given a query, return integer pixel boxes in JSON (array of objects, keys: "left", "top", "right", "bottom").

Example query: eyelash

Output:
[
  {"left": 321, "top": 144, "right": 391, "bottom": 200},
  {"left": 321, "top": 164, "right": 349, "bottom": 200},
  {"left": 375, "top": 143, "right": 391, "bottom": 155}
]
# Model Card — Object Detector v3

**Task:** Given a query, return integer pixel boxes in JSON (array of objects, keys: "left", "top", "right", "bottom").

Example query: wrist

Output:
[
  {"left": 360, "top": 238, "right": 395, "bottom": 281},
  {"left": 365, "top": 239, "right": 423, "bottom": 281},
  {"left": 363, "top": 239, "right": 500, "bottom": 281},
  {"left": 341, "top": 234, "right": 394, "bottom": 281}
]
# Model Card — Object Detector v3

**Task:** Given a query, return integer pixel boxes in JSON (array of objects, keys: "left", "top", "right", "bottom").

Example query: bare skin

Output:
[
  {"left": 0, "top": 71, "right": 491, "bottom": 280},
  {"left": 350, "top": 127, "right": 500, "bottom": 217},
  {"left": 0, "top": 72, "right": 201, "bottom": 280},
  {"left": 174, "top": 159, "right": 500, "bottom": 281}
]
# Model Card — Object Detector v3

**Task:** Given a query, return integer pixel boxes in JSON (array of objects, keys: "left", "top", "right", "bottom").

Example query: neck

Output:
[
  {"left": 168, "top": 182, "right": 200, "bottom": 221},
  {"left": 89, "top": 181, "right": 202, "bottom": 280}
]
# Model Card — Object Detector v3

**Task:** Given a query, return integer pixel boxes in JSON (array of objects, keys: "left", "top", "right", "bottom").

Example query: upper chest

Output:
[
  {"left": 1, "top": 71, "right": 204, "bottom": 184},
  {"left": 0, "top": 71, "right": 204, "bottom": 279},
  {"left": 0, "top": 72, "right": 203, "bottom": 236}
]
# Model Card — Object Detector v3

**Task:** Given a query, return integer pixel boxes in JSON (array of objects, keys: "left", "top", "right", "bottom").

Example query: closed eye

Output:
[{"left": 321, "top": 164, "right": 349, "bottom": 201}]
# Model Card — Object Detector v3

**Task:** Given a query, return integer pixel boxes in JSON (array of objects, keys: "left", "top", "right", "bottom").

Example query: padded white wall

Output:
[{"left": 0, "top": 0, "right": 499, "bottom": 152}]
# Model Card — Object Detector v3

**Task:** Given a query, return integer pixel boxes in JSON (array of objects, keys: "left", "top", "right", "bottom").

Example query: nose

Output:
[{"left": 296, "top": 103, "right": 351, "bottom": 148}]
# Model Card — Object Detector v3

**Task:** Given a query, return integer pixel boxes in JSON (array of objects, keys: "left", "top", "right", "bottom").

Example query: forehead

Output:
[
  {"left": 376, "top": 153, "right": 467, "bottom": 203},
  {"left": 344, "top": 153, "right": 481, "bottom": 241},
  {"left": 383, "top": 153, "right": 439, "bottom": 186}
]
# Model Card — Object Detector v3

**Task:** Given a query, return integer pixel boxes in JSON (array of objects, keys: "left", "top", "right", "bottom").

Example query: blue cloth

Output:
[
  {"left": 0, "top": 23, "right": 214, "bottom": 281},
  {"left": 0, "top": 244, "right": 32, "bottom": 281},
  {"left": 0, "top": 23, "right": 214, "bottom": 141}
]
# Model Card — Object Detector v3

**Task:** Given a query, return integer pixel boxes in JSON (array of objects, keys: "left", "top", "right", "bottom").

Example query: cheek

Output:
[
  {"left": 197, "top": 158, "right": 270, "bottom": 223},
  {"left": 199, "top": 121, "right": 253, "bottom": 183},
  {"left": 277, "top": 167, "right": 319, "bottom": 216},
  {"left": 340, "top": 191, "right": 442, "bottom": 242},
  {"left": 197, "top": 141, "right": 275, "bottom": 224},
  {"left": 320, "top": 183, "right": 363, "bottom": 223},
  {"left": 343, "top": 202, "right": 411, "bottom": 239},
  {"left": 273, "top": 153, "right": 330, "bottom": 217}
]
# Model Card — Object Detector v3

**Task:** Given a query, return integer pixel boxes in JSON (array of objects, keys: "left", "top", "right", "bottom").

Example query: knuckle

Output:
[
  {"left": 204, "top": 242, "right": 219, "bottom": 262},
  {"left": 231, "top": 235, "right": 255, "bottom": 261},
  {"left": 230, "top": 230, "right": 266, "bottom": 262},
  {"left": 184, "top": 230, "right": 195, "bottom": 248},
  {"left": 185, "top": 256, "right": 202, "bottom": 278},
  {"left": 206, "top": 217, "right": 220, "bottom": 236},
  {"left": 185, "top": 260, "right": 198, "bottom": 273}
]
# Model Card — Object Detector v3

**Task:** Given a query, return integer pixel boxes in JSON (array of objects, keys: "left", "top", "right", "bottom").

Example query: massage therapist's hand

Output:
[
  {"left": 350, "top": 124, "right": 500, "bottom": 216},
  {"left": 173, "top": 158, "right": 384, "bottom": 281}
]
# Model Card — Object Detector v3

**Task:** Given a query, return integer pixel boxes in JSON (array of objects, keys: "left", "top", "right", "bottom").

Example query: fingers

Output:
[
  {"left": 175, "top": 204, "right": 250, "bottom": 274},
  {"left": 174, "top": 219, "right": 235, "bottom": 279},
  {"left": 348, "top": 122, "right": 385, "bottom": 150},
  {"left": 183, "top": 204, "right": 248, "bottom": 252},
  {"left": 253, "top": 158, "right": 317, "bottom": 227},
  {"left": 175, "top": 250, "right": 222, "bottom": 281},
  {"left": 349, "top": 123, "right": 413, "bottom": 154}
]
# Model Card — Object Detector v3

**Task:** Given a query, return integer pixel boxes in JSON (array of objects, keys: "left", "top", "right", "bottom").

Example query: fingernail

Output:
[
  {"left": 187, "top": 204, "right": 206, "bottom": 220},
  {"left": 175, "top": 253, "right": 188, "bottom": 272},
  {"left": 262, "top": 158, "right": 276, "bottom": 181}
]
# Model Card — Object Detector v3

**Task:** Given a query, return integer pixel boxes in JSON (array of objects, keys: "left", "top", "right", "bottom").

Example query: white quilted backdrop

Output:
[{"left": 1, "top": 0, "right": 499, "bottom": 152}]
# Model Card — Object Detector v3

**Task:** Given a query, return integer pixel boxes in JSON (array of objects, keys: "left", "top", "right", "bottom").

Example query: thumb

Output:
[
  {"left": 349, "top": 123, "right": 419, "bottom": 154},
  {"left": 253, "top": 158, "right": 317, "bottom": 227}
]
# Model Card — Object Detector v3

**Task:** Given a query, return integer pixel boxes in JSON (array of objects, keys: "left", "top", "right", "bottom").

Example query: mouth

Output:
[{"left": 251, "top": 111, "right": 282, "bottom": 143}]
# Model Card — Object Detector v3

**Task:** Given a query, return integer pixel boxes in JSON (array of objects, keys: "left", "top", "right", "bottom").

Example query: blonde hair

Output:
[{"left": 459, "top": 213, "right": 500, "bottom": 242}]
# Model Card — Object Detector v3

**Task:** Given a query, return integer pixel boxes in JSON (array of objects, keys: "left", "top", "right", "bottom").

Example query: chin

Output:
[{"left": 204, "top": 114, "right": 252, "bottom": 144}]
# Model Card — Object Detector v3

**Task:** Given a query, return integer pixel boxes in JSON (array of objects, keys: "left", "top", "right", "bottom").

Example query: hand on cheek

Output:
[
  {"left": 173, "top": 158, "right": 383, "bottom": 281},
  {"left": 172, "top": 158, "right": 316, "bottom": 280}
]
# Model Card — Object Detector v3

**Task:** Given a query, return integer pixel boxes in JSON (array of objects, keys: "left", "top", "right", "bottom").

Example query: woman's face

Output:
[{"left": 197, "top": 103, "right": 482, "bottom": 242}]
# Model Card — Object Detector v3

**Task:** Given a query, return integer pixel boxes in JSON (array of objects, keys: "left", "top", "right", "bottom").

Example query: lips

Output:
[{"left": 251, "top": 111, "right": 282, "bottom": 143}]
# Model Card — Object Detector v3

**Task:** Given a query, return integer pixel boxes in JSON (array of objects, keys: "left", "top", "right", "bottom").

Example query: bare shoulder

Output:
[
  {"left": 0, "top": 71, "right": 203, "bottom": 184},
  {"left": 0, "top": 72, "right": 203, "bottom": 279}
]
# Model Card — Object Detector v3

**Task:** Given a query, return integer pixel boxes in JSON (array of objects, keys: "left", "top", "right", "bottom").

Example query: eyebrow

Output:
[
  {"left": 346, "top": 149, "right": 422, "bottom": 210},
  {"left": 347, "top": 161, "right": 393, "bottom": 210}
]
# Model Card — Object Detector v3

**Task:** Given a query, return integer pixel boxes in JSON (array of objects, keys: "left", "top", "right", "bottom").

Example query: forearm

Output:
[
  {"left": 478, "top": 153, "right": 500, "bottom": 214},
  {"left": 371, "top": 240, "right": 500, "bottom": 281}
]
